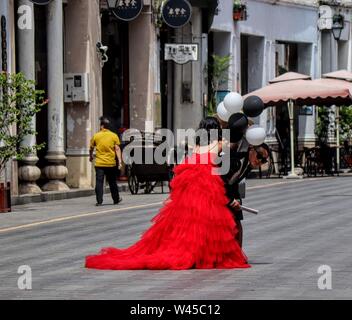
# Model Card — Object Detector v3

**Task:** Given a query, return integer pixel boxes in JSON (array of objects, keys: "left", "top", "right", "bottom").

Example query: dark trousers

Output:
[{"left": 95, "top": 167, "right": 120, "bottom": 204}]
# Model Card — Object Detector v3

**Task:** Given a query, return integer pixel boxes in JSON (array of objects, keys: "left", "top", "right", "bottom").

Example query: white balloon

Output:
[
  {"left": 217, "top": 102, "right": 230, "bottom": 122},
  {"left": 246, "top": 126, "right": 266, "bottom": 146},
  {"left": 224, "top": 92, "right": 244, "bottom": 114}
]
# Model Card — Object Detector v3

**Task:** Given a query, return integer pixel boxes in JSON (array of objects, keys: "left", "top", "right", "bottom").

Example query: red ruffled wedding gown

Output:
[{"left": 85, "top": 152, "right": 250, "bottom": 270}]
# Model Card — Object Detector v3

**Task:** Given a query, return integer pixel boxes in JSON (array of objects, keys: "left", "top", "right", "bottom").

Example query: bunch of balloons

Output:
[{"left": 217, "top": 92, "right": 266, "bottom": 146}]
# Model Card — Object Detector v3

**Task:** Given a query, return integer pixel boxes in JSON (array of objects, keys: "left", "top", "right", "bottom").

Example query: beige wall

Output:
[
  {"left": 129, "top": 7, "right": 157, "bottom": 132},
  {"left": 64, "top": 0, "right": 102, "bottom": 188},
  {"left": 64, "top": 1, "right": 158, "bottom": 188}
]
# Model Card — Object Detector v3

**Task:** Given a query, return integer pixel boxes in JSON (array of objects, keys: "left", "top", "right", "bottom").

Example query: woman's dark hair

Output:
[{"left": 196, "top": 116, "right": 222, "bottom": 146}]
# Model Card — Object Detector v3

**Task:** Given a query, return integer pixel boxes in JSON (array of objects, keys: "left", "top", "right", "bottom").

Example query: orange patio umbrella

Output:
[
  {"left": 269, "top": 71, "right": 311, "bottom": 83},
  {"left": 244, "top": 73, "right": 352, "bottom": 107},
  {"left": 244, "top": 72, "right": 352, "bottom": 178},
  {"left": 323, "top": 70, "right": 352, "bottom": 82},
  {"left": 313, "top": 69, "right": 352, "bottom": 91}
]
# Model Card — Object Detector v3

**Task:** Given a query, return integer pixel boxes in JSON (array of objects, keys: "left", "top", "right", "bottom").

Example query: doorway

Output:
[
  {"left": 240, "top": 34, "right": 265, "bottom": 96},
  {"left": 159, "top": 26, "right": 175, "bottom": 130},
  {"left": 101, "top": 13, "right": 130, "bottom": 133},
  {"left": 275, "top": 41, "right": 300, "bottom": 164},
  {"left": 34, "top": 4, "right": 48, "bottom": 171}
]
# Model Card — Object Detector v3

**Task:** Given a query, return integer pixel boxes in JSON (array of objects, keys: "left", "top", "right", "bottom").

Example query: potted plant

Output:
[
  {"left": 0, "top": 72, "right": 46, "bottom": 213},
  {"left": 206, "top": 54, "right": 231, "bottom": 115},
  {"left": 233, "top": 0, "right": 247, "bottom": 21}
]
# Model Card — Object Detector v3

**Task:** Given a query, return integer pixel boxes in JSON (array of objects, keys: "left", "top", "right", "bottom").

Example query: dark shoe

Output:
[
  {"left": 96, "top": 203, "right": 103, "bottom": 207},
  {"left": 114, "top": 198, "right": 123, "bottom": 205}
]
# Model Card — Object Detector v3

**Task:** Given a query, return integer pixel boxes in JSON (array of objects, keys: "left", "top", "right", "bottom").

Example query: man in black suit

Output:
[
  {"left": 223, "top": 141, "right": 269, "bottom": 247},
  {"left": 222, "top": 140, "right": 250, "bottom": 248}
]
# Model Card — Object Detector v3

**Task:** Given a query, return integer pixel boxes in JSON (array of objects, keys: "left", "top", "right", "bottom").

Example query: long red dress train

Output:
[{"left": 85, "top": 152, "right": 250, "bottom": 270}]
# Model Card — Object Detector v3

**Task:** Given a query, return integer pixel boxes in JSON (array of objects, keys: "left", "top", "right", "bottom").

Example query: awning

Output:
[
  {"left": 244, "top": 79, "right": 351, "bottom": 107},
  {"left": 269, "top": 72, "right": 311, "bottom": 84},
  {"left": 323, "top": 70, "right": 352, "bottom": 82}
]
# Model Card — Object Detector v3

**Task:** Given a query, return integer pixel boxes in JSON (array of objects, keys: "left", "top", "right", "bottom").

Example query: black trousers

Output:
[
  {"left": 225, "top": 183, "right": 244, "bottom": 221},
  {"left": 95, "top": 167, "right": 120, "bottom": 204}
]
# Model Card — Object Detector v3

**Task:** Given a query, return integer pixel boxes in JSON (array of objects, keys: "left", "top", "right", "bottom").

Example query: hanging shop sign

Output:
[
  {"left": 162, "top": 0, "right": 192, "bottom": 28},
  {"left": 165, "top": 43, "right": 198, "bottom": 65},
  {"left": 110, "top": 0, "right": 143, "bottom": 22},
  {"left": 318, "top": 5, "right": 333, "bottom": 30},
  {"left": 29, "top": 0, "right": 53, "bottom": 5}
]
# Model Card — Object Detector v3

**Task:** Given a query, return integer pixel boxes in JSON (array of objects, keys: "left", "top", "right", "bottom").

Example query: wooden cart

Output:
[{"left": 124, "top": 133, "right": 175, "bottom": 195}]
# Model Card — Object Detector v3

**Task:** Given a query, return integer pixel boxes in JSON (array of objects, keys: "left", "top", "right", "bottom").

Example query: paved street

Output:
[{"left": 0, "top": 177, "right": 352, "bottom": 300}]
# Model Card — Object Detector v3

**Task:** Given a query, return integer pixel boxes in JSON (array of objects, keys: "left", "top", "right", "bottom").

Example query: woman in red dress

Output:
[{"left": 85, "top": 117, "right": 250, "bottom": 270}]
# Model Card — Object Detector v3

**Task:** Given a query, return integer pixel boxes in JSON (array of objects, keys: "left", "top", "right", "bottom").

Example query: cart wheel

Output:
[
  {"left": 127, "top": 165, "right": 139, "bottom": 195},
  {"left": 128, "top": 174, "right": 139, "bottom": 194}
]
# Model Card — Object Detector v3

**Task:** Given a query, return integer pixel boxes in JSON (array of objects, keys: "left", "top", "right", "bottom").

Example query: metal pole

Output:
[
  {"left": 336, "top": 106, "right": 340, "bottom": 174},
  {"left": 289, "top": 101, "right": 296, "bottom": 176},
  {"left": 285, "top": 100, "right": 301, "bottom": 179}
]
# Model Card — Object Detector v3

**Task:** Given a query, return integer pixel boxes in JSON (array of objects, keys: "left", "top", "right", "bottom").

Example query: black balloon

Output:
[
  {"left": 228, "top": 113, "right": 248, "bottom": 143},
  {"left": 243, "top": 96, "right": 265, "bottom": 118}
]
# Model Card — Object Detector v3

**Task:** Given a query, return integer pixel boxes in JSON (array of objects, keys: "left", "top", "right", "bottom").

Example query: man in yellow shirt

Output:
[{"left": 90, "top": 117, "right": 123, "bottom": 206}]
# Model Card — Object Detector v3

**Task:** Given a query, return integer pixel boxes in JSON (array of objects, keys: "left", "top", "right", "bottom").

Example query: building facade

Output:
[
  {"left": 2, "top": 0, "right": 217, "bottom": 196},
  {"left": 3, "top": 0, "right": 352, "bottom": 197},
  {"left": 211, "top": 0, "right": 352, "bottom": 152}
]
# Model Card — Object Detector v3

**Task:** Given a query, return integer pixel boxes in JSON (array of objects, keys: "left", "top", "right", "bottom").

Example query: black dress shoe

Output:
[
  {"left": 114, "top": 198, "right": 123, "bottom": 205},
  {"left": 96, "top": 203, "right": 103, "bottom": 207}
]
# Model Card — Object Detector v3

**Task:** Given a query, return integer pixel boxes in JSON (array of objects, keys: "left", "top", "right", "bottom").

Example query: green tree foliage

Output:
[
  {"left": 233, "top": 0, "right": 244, "bottom": 10},
  {"left": 316, "top": 106, "right": 330, "bottom": 143},
  {"left": 0, "top": 72, "right": 47, "bottom": 175},
  {"left": 340, "top": 106, "right": 352, "bottom": 142},
  {"left": 207, "top": 54, "right": 231, "bottom": 114},
  {"left": 316, "top": 106, "right": 352, "bottom": 143}
]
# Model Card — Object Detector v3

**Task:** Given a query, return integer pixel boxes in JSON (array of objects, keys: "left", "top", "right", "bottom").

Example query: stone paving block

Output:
[{"left": 1, "top": 177, "right": 352, "bottom": 299}]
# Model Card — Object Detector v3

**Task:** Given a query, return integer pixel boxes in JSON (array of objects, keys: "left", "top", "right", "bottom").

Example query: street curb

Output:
[{"left": 12, "top": 184, "right": 129, "bottom": 206}]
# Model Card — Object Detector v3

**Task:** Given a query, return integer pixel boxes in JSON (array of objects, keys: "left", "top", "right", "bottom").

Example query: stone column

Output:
[
  {"left": 42, "top": 0, "right": 69, "bottom": 191},
  {"left": 17, "top": 0, "right": 42, "bottom": 195}
]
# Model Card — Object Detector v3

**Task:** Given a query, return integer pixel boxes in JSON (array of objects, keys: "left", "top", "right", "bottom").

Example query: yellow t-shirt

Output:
[{"left": 90, "top": 129, "right": 121, "bottom": 167}]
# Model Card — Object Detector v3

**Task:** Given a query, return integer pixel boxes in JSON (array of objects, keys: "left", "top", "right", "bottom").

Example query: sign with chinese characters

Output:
[
  {"left": 318, "top": 5, "right": 333, "bottom": 30},
  {"left": 29, "top": 0, "right": 52, "bottom": 4},
  {"left": 165, "top": 44, "right": 198, "bottom": 65},
  {"left": 162, "top": 0, "right": 192, "bottom": 28},
  {"left": 111, "top": 0, "right": 143, "bottom": 22}
]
